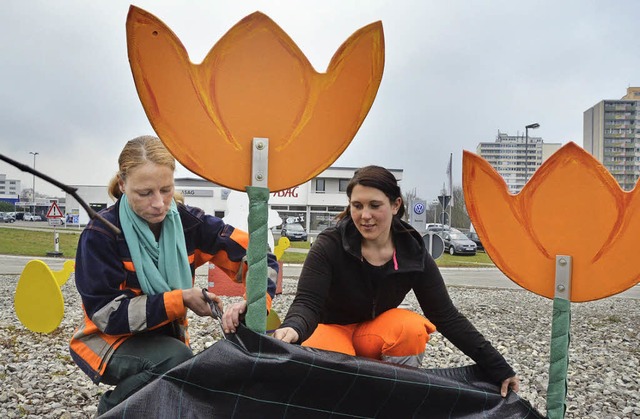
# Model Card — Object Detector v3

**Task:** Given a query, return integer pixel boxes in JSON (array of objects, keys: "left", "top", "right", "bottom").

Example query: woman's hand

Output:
[
  {"left": 221, "top": 301, "right": 247, "bottom": 334},
  {"left": 500, "top": 375, "right": 520, "bottom": 397},
  {"left": 183, "top": 288, "right": 223, "bottom": 317},
  {"left": 272, "top": 327, "right": 299, "bottom": 343}
]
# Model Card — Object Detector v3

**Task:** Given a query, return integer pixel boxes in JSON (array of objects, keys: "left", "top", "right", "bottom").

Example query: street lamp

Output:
[
  {"left": 29, "top": 151, "right": 39, "bottom": 213},
  {"left": 525, "top": 123, "right": 540, "bottom": 184}
]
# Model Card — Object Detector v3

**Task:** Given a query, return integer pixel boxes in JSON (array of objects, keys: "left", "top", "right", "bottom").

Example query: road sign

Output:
[
  {"left": 438, "top": 195, "right": 451, "bottom": 209},
  {"left": 423, "top": 232, "right": 444, "bottom": 259},
  {"left": 46, "top": 202, "right": 64, "bottom": 219},
  {"left": 48, "top": 218, "right": 63, "bottom": 226}
]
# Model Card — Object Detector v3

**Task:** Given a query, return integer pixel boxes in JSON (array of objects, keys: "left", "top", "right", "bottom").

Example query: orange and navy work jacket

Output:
[{"left": 69, "top": 201, "right": 278, "bottom": 384}]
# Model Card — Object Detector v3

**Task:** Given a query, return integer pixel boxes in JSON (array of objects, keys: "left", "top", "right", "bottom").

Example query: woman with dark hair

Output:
[
  {"left": 69, "top": 136, "right": 278, "bottom": 415},
  {"left": 273, "top": 165, "right": 519, "bottom": 397}
]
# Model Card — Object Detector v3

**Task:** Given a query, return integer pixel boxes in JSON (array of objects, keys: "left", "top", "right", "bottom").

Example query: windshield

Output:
[
  {"left": 286, "top": 223, "right": 305, "bottom": 232},
  {"left": 449, "top": 232, "right": 469, "bottom": 240}
]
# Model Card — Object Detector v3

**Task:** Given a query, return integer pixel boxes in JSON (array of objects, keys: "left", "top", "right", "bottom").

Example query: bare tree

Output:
[
  {"left": 402, "top": 188, "right": 417, "bottom": 222},
  {"left": 451, "top": 185, "right": 470, "bottom": 229}
]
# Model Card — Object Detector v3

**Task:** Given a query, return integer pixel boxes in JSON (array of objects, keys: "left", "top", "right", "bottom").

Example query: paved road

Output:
[
  {"left": 2, "top": 254, "right": 638, "bottom": 299},
  {"left": 281, "top": 264, "right": 640, "bottom": 299}
]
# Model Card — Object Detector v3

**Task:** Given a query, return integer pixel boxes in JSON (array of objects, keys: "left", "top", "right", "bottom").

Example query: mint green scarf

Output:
[{"left": 119, "top": 195, "right": 192, "bottom": 295}]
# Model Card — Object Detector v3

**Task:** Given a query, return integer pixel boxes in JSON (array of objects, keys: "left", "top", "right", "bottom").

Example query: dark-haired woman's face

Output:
[{"left": 349, "top": 184, "right": 401, "bottom": 244}]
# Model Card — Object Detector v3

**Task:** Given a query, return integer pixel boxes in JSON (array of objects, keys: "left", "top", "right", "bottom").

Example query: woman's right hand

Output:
[
  {"left": 182, "top": 287, "right": 223, "bottom": 317},
  {"left": 272, "top": 327, "right": 299, "bottom": 343}
]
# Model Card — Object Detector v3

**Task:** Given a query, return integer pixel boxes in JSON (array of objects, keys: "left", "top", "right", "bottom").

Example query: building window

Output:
[
  {"left": 339, "top": 179, "right": 349, "bottom": 192},
  {"left": 315, "top": 178, "right": 325, "bottom": 193}
]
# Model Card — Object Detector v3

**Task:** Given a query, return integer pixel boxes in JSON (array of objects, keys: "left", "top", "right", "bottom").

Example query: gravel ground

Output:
[{"left": 1, "top": 270, "right": 639, "bottom": 418}]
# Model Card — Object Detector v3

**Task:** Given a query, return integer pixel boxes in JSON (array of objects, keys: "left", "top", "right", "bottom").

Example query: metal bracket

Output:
[
  {"left": 251, "top": 138, "right": 269, "bottom": 187},
  {"left": 554, "top": 255, "right": 572, "bottom": 300}
]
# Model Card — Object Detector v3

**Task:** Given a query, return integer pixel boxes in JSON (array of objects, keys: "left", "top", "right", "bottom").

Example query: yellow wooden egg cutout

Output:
[{"left": 14, "top": 260, "right": 65, "bottom": 333}]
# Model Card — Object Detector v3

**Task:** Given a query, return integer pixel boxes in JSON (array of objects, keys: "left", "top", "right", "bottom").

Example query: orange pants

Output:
[{"left": 302, "top": 309, "right": 436, "bottom": 363}]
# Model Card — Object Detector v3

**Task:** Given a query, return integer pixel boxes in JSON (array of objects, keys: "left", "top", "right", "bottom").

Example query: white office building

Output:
[
  {"left": 0, "top": 174, "right": 21, "bottom": 205},
  {"left": 476, "top": 131, "right": 562, "bottom": 193}
]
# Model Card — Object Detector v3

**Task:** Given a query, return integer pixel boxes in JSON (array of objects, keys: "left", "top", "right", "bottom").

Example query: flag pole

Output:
[{"left": 448, "top": 153, "right": 453, "bottom": 227}]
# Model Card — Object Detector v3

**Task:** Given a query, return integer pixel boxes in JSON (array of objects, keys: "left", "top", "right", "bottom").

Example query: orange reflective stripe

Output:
[
  {"left": 265, "top": 293, "right": 273, "bottom": 312},
  {"left": 193, "top": 250, "right": 213, "bottom": 268},
  {"left": 229, "top": 228, "right": 249, "bottom": 249},
  {"left": 163, "top": 289, "right": 187, "bottom": 320},
  {"left": 70, "top": 314, "right": 128, "bottom": 375},
  {"left": 123, "top": 261, "right": 135, "bottom": 272}
]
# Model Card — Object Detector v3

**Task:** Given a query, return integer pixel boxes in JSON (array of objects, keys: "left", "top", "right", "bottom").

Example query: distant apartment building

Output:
[
  {"left": 476, "top": 131, "right": 562, "bottom": 193},
  {"left": 584, "top": 87, "right": 640, "bottom": 191},
  {"left": 0, "top": 174, "right": 21, "bottom": 204}
]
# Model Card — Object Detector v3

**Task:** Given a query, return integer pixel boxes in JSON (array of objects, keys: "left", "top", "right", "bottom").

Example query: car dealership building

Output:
[{"left": 64, "top": 167, "right": 403, "bottom": 233}]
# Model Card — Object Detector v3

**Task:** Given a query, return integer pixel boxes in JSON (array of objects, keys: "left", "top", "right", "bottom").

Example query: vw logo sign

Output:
[{"left": 413, "top": 202, "right": 425, "bottom": 215}]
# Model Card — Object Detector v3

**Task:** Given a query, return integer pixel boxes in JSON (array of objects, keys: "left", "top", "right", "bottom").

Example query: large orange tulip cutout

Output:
[
  {"left": 126, "top": 6, "right": 384, "bottom": 192},
  {"left": 463, "top": 142, "right": 640, "bottom": 302},
  {"left": 126, "top": 6, "right": 384, "bottom": 333}
]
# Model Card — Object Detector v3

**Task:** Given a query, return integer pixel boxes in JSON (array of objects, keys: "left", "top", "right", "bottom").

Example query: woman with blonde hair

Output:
[{"left": 69, "top": 136, "right": 278, "bottom": 415}]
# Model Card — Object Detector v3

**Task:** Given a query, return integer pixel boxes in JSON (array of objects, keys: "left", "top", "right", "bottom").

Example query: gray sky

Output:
[{"left": 2, "top": 0, "right": 639, "bottom": 200}]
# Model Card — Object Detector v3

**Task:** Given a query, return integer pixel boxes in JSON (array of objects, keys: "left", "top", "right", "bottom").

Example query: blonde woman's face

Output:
[{"left": 119, "top": 162, "right": 175, "bottom": 226}]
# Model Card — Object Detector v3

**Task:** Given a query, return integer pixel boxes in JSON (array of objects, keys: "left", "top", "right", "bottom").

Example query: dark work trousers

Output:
[{"left": 97, "top": 334, "right": 194, "bottom": 416}]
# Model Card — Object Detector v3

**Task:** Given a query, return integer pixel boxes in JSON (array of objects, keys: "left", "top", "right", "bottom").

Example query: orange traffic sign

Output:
[{"left": 46, "top": 202, "right": 63, "bottom": 219}]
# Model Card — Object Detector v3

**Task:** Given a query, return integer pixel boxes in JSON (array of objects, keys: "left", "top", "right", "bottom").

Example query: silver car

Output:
[
  {"left": 24, "top": 213, "right": 42, "bottom": 221},
  {"left": 0, "top": 212, "right": 16, "bottom": 223},
  {"left": 442, "top": 231, "right": 477, "bottom": 256}
]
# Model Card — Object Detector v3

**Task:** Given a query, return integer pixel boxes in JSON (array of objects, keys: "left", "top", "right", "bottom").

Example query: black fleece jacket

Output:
[{"left": 280, "top": 216, "right": 515, "bottom": 383}]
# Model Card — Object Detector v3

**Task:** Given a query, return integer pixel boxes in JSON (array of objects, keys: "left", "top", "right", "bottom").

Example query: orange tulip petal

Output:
[
  {"left": 464, "top": 142, "right": 640, "bottom": 302},
  {"left": 200, "top": 12, "right": 311, "bottom": 150},
  {"left": 271, "top": 21, "right": 385, "bottom": 185},
  {"left": 590, "top": 185, "right": 640, "bottom": 298},
  {"left": 126, "top": 6, "right": 384, "bottom": 192},
  {"left": 463, "top": 151, "right": 552, "bottom": 297}
]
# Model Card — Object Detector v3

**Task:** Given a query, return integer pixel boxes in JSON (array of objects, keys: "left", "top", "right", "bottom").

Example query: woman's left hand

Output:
[
  {"left": 221, "top": 301, "right": 247, "bottom": 334},
  {"left": 500, "top": 375, "right": 520, "bottom": 397}
]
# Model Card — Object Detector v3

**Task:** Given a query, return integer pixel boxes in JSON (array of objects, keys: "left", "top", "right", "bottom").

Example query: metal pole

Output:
[
  {"left": 29, "top": 152, "right": 39, "bottom": 213},
  {"left": 525, "top": 128, "right": 529, "bottom": 185},
  {"left": 524, "top": 123, "right": 540, "bottom": 185}
]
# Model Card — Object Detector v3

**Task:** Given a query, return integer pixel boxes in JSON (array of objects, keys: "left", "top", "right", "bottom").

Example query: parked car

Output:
[
  {"left": 442, "top": 231, "right": 477, "bottom": 256},
  {"left": 425, "top": 223, "right": 450, "bottom": 234},
  {"left": 23, "top": 212, "right": 42, "bottom": 221},
  {"left": 0, "top": 212, "right": 16, "bottom": 223},
  {"left": 14, "top": 212, "right": 25, "bottom": 220},
  {"left": 280, "top": 223, "right": 308, "bottom": 241},
  {"left": 466, "top": 231, "right": 484, "bottom": 251}
]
